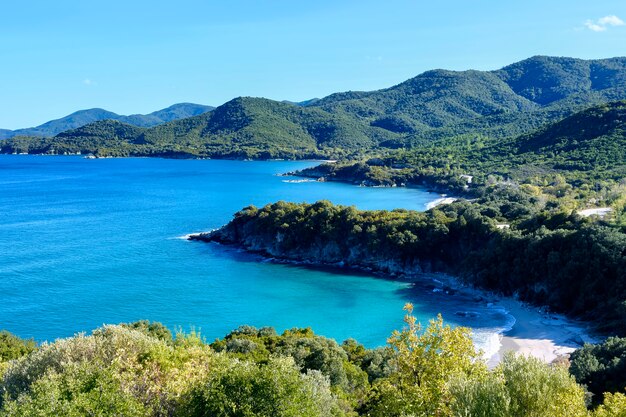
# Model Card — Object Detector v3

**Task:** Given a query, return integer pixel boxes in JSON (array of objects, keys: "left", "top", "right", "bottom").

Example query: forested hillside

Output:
[
  {"left": 3, "top": 56, "right": 626, "bottom": 159},
  {"left": 295, "top": 101, "right": 626, "bottom": 209}
]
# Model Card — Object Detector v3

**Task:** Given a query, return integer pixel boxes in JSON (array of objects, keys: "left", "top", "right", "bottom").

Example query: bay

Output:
[{"left": 0, "top": 155, "right": 511, "bottom": 352}]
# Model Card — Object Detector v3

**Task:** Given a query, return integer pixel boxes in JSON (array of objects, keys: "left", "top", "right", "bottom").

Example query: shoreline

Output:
[
  {"left": 487, "top": 298, "right": 598, "bottom": 367},
  {"left": 187, "top": 235, "right": 596, "bottom": 364},
  {"left": 425, "top": 196, "right": 457, "bottom": 210},
  {"left": 416, "top": 273, "right": 597, "bottom": 365}
]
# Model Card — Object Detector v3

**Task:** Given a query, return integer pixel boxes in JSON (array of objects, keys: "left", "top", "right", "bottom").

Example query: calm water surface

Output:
[{"left": 0, "top": 155, "right": 511, "bottom": 350}]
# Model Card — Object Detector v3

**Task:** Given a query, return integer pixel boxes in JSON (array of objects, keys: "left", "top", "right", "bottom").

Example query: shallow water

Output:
[{"left": 0, "top": 155, "right": 512, "bottom": 351}]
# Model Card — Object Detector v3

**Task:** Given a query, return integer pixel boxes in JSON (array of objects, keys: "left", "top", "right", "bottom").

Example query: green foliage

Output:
[
  {"left": 182, "top": 356, "right": 344, "bottom": 417},
  {"left": 4, "top": 313, "right": 626, "bottom": 416},
  {"left": 210, "top": 324, "right": 370, "bottom": 398},
  {"left": 0, "top": 331, "right": 36, "bottom": 362},
  {"left": 570, "top": 337, "right": 626, "bottom": 404},
  {"left": 592, "top": 392, "right": 626, "bottom": 417},
  {"left": 0, "top": 363, "right": 147, "bottom": 417},
  {"left": 361, "top": 305, "right": 485, "bottom": 417},
  {"left": 120, "top": 320, "right": 173, "bottom": 342},
  {"left": 450, "top": 353, "right": 588, "bottom": 417}
]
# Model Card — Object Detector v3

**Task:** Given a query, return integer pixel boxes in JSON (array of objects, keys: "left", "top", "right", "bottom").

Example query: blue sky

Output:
[{"left": 1, "top": 0, "right": 625, "bottom": 128}]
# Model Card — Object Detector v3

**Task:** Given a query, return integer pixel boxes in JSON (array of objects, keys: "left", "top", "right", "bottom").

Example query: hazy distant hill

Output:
[
  {"left": 0, "top": 103, "right": 214, "bottom": 139},
  {"left": 3, "top": 56, "right": 626, "bottom": 158}
]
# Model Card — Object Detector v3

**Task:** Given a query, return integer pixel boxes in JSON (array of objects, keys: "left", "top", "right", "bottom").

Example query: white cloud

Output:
[
  {"left": 585, "top": 21, "right": 607, "bottom": 32},
  {"left": 584, "top": 15, "right": 624, "bottom": 32},
  {"left": 598, "top": 15, "right": 625, "bottom": 26},
  {"left": 83, "top": 78, "right": 95, "bottom": 86}
]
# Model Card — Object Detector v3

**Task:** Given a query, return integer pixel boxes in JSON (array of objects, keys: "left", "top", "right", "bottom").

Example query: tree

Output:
[
  {"left": 450, "top": 353, "right": 588, "bottom": 417},
  {"left": 362, "top": 304, "right": 485, "bottom": 417}
]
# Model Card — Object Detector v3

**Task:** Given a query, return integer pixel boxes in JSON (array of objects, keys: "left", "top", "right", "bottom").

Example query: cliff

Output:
[{"left": 188, "top": 200, "right": 626, "bottom": 335}]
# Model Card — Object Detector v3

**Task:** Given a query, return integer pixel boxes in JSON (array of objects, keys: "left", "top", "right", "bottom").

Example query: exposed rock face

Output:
[{"left": 189, "top": 224, "right": 433, "bottom": 277}]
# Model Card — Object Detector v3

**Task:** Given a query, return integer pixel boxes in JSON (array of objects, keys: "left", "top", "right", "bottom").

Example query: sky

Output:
[{"left": 1, "top": 0, "right": 626, "bottom": 129}]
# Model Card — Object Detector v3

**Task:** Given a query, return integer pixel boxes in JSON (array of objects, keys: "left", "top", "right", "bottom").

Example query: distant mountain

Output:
[
  {"left": 496, "top": 56, "right": 626, "bottom": 105},
  {"left": 315, "top": 69, "right": 538, "bottom": 129},
  {"left": 310, "top": 56, "right": 626, "bottom": 145},
  {"left": 0, "top": 103, "right": 214, "bottom": 139},
  {"left": 2, "top": 97, "right": 397, "bottom": 158},
  {"left": 281, "top": 98, "right": 321, "bottom": 106},
  {"left": 3, "top": 56, "right": 626, "bottom": 159}
]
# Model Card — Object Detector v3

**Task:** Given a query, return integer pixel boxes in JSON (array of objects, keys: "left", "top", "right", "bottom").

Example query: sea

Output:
[{"left": 0, "top": 155, "right": 513, "bottom": 356}]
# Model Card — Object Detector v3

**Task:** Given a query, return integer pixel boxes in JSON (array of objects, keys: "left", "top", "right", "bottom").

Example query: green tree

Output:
[
  {"left": 181, "top": 355, "right": 345, "bottom": 417},
  {"left": 593, "top": 392, "right": 626, "bottom": 417},
  {"left": 362, "top": 304, "right": 485, "bottom": 416},
  {"left": 451, "top": 353, "right": 588, "bottom": 417}
]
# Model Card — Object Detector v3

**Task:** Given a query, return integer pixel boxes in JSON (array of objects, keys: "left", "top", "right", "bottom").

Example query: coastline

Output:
[
  {"left": 188, "top": 233, "right": 596, "bottom": 365},
  {"left": 417, "top": 273, "right": 597, "bottom": 365},
  {"left": 487, "top": 298, "right": 598, "bottom": 367},
  {"left": 425, "top": 196, "right": 457, "bottom": 210}
]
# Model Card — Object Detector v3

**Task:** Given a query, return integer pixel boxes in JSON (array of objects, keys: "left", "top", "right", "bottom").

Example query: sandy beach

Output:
[
  {"left": 487, "top": 298, "right": 598, "bottom": 367},
  {"left": 425, "top": 196, "right": 457, "bottom": 210}
]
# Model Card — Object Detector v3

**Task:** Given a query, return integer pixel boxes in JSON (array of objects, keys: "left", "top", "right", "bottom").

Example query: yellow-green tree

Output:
[
  {"left": 450, "top": 353, "right": 589, "bottom": 417},
  {"left": 362, "top": 303, "right": 486, "bottom": 416},
  {"left": 593, "top": 392, "right": 626, "bottom": 417}
]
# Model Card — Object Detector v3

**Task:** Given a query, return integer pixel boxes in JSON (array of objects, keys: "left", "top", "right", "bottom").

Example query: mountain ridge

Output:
[
  {"left": 3, "top": 55, "right": 626, "bottom": 160},
  {"left": 0, "top": 103, "right": 214, "bottom": 139}
]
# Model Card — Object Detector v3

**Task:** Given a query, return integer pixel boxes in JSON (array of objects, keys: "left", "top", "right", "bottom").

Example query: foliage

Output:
[
  {"left": 450, "top": 353, "right": 588, "bottom": 417},
  {"left": 0, "top": 331, "right": 36, "bottom": 362},
  {"left": 120, "top": 320, "right": 174, "bottom": 342},
  {"left": 592, "top": 392, "right": 626, "bottom": 417},
  {"left": 570, "top": 337, "right": 626, "bottom": 404},
  {"left": 200, "top": 198, "right": 626, "bottom": 334},
  {"left": 181, "top": 356, "right": 343, "bottom": 417},
  {"left": 360, "top": 304, "right": 484, "bottom": 417},
  {"left": 2, "top": 314, "right": 626, "bottom": 416}
]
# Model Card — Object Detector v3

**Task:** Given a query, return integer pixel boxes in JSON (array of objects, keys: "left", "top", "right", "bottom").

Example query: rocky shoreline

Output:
[
  {"left": 188, "top": 229, "right": 596, "bottom": 365},
  {"left": 188, "top": 228, "right": 437, "bottom": 278}
]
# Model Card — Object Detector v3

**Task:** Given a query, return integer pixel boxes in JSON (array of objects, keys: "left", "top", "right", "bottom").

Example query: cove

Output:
[{"left": 0, "top": 155, "right": 512, "bottom": 351}]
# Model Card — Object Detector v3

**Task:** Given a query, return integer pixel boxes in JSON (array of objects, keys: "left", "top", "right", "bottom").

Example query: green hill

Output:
[
  {"left": 4, "top": 56, "right": 626, "bottom": 159},
  {"left": 0, "top": 98, "right": 400, "bottom": 158},
  {"left": 294, "top": 101, "right": 626, "bottom": 196}
]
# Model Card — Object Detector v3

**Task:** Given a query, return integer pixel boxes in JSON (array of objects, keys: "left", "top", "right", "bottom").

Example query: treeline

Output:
[
  {"left": 2, "top": 311, "right": 625, "bottom": 416},
  {"left": 194, "top": 197, "right": 626, "bottom": 335}
]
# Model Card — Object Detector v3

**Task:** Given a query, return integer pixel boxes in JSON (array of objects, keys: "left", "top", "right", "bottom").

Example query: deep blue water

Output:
[{"left": 0, "top": 155, "right": 511, "bottom": 351}]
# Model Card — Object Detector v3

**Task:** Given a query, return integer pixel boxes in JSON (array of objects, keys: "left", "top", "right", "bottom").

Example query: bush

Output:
[{"left": 181, "top": 356, "right": 345, "bottom": 417}]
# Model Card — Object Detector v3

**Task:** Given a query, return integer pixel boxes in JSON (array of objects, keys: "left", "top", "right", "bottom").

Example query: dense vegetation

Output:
[
  {"left": 570, "top": 337, "right": 626, "bottom": 405},
  {"left": 0, "top": 103, "right": 214, "bottom": 139},
  {"left": 295, "top": 101, "right": 626, "bottom": 210},
  {"left": 3, "top": 56, "right": 626, "bottom": 159},
  {"left": 2, "top": 311, "right": 623, "bottom": 416},
  {"left": 192, "top": 197, "right": 626, "bottom": 335}
]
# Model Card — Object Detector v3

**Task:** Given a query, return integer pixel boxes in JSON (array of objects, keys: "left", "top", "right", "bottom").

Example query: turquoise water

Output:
[{"left": 0, "top": 155, "right": 511, "bottom": 350}]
